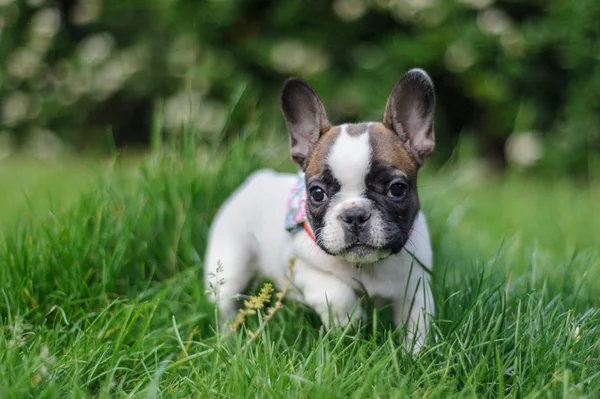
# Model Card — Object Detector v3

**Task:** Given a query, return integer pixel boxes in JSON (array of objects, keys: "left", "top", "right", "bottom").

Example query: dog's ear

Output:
[
  {"left": 281, "top": 78, "right": 331, "bottom": 169},
  {"left": 383, "top": 69, "right": 436, "bottom": 165}
]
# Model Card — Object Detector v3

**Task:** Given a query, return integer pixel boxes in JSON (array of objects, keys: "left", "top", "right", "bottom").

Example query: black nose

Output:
[{"left": 341, "top": 208, "right": 371, "bottom": 229}]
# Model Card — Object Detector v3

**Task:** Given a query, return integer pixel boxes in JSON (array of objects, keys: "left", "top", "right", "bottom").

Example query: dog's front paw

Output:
[
  {"left": 305, "top": 285, "right": 362, "bottom": 330},
  {"left": 396, "top": 314, "right": 433, "bottom": 356},
  {"left": 295, "top": 266, "right": 361, "bottom": 330}
]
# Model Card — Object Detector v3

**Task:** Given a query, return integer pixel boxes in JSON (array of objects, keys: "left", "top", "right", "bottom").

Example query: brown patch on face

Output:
[
  {"left": 368, "top": 123, "right": 418, "bottom": 176},
  {"left": 305, "top": 126, "right": 341, "bottom": 179},
  {"left": 345, "top": 123, "right": 369, "bottom": 137},
  {"left": 304, "top": 123, "right": 368, "bottom": 178}
]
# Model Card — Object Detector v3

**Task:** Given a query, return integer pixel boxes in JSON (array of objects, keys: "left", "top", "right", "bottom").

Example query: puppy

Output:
[{"left": 205, "top": 69, "right": 435, "bottom": 352}]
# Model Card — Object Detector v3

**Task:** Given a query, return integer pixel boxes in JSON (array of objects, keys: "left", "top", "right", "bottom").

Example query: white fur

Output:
[
  {"left": 319, "top": 125, "right": 372, "bottom": 253},
  {"left": 319, "top": 124, "right": 390, "bottom": 261},
  {"left": 328, "top": 124, "right": 370, "bottom": 199},
  {"left": 205, "top": 162, "right": 435, "bottom": 353}
]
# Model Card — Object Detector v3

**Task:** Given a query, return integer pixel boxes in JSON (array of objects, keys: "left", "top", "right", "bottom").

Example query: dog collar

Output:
[
  {"left": 284, "top": 173, "right": 311, "bottom": 236},
  {"left": 303, "top": 221, "right": 316, "bottom": 242},
  {"left": 284, "top": 173, "right": 414, "bottom": 243}
]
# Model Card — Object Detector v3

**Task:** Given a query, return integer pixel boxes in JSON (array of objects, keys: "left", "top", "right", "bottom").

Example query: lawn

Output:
[
  {"left": 0, "top": 137, "right": 599, "bottom": 398},
  {"left": 0, "top": 158, "right": 97, "bottom": 229}
]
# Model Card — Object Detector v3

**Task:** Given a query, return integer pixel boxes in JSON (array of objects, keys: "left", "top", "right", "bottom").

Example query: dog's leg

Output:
[
  {"left": 294, "top": 261, "right": 361, "bottom": 329},
  {"left": 204, "top": 234, "right": 258, "bottom": 326},
  {"left": 393, "top": 273, "right": 434, "bottom": 354},
  {"left": 205, "top": 255, "right": 256, "bottom": 324}
]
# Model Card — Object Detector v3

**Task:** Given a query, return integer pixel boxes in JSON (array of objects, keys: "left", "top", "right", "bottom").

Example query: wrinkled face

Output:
[
  {"left": 281, "top": 69, "right": 435, "bottom": 264},
  {"left": 304, "top": 122, "right": 420, "bottom": 263}
]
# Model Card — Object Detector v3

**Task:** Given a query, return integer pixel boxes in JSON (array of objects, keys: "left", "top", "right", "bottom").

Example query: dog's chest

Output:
[
  {"left": 350, "top": 256, "right": 414, "bottom": 299},
  {"left": 292, "top": 234, "right": 411, "bottom": 300}
]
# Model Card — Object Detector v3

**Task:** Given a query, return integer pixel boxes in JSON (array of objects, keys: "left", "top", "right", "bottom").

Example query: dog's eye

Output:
[
  {"left": 309, "top": 187, "right": 327, "bottom": 203},
  {"left": 387, "top": 182, "right": 408, "bottom": 198}
]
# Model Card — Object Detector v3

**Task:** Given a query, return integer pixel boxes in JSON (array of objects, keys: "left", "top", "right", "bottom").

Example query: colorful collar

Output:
[{"left": 284, "top": 173, "right": 316, "bottom": 241}]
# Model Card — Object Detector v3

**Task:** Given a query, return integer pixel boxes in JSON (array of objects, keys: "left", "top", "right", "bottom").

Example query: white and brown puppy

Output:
[{"left": 205, "top": 69, "right": 436, "bottom": 351}]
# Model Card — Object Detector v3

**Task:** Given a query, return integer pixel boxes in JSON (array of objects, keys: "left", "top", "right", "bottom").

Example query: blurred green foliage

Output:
[{"left": 1, "top": 0, "right": 599, "bottom": 174}]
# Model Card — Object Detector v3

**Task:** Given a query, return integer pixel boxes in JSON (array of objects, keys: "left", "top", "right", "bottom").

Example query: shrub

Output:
[{"left": 1, "top": 0, "right": 598, "bottom": 175}]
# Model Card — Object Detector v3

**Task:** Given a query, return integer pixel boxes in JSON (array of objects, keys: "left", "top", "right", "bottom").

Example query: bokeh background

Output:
[
  {"left": 1, "top": 0, "right": 599, "bottom": 177},
  {"left": 1, "top": 3, "right": 600, "bottom": 395}
]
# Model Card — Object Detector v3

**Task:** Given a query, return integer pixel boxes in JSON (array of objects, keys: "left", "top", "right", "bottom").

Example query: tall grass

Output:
[{"left": 0, "top": 130, "right": 598, "bottom": 397}]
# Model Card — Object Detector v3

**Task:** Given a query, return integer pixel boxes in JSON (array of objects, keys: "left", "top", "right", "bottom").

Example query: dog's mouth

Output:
[
  {"left": 337, "top": 242, "right": 392, "bottom": 264},
  {"left": 345, "top": 241, "right": 376, "bottom": 251}
]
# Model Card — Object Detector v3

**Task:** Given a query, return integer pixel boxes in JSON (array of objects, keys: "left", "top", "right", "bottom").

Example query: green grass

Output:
[
  {"left": 0, "top": 158, "right": 97, "bottom": 228},
  {"left": 0, "top": 137, "right": 599, "bottom": 398}
]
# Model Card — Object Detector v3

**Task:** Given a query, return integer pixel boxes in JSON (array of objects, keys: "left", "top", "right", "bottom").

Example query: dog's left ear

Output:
[
  {"left": 281, "top": 78, "right": 331, "bottom": 169},
  {"left": 383, "top": 69, "right": 436, "bottom": 165}
]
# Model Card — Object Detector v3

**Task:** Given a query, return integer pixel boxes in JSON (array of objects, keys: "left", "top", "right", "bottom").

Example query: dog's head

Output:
[{"left": 281, "top": 69, "right": 435, "bottom": 264}]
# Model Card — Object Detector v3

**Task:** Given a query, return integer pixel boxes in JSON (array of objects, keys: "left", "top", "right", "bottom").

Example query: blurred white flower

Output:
[
  {"left": 168, "top": 36, "right": 199, "bottom": 76},
  {"left": 24, "top": 128, "right": 67, "bottom": 160},
  {"left": 500, "top": 28, "right": 525, "bottom": 56},
  {"left": 390, "top": 4, "right": 415, "bottom": 20},
  {"left": 164, "top": 92, "right": 226, "bottom": 135},
  {"left": 333, "top": 0, "right": 367, "bottom": 22},
  {"left": 39, "top": 345, "right": 50, "bottom": 360},
  {"left": 92, "top": 63, "right": 126, "bottom": 100},
  {"left": 72, "top": 0, "right": 101, "bottom": 25},
  {"left": 444, "top": 42, "right": 475, "bottom": 72},
  {"left": 505, "top": 131, "right": 543, "bottom": 167},
  {"left": 2, "top": 92, "right": 29, "bottom": 126},
  {"left": 0, "top": 0, "right": 15, "bottom": 6},
  {"left": 390, "top": 0, "right": 435, "bottom": 20},
  {"left": 78, "top": 33, "right": 114, "bottom": 66},
  {"left": 477, "top": 8, "right": 512, "bottom": 36},
  {"left": 8, "top": 48, "right": 42, "bottom": 79},
  {"left": 90, "top": 48, "right": 143, "bottom": 100},
  {"left": 195, "top": 102, "right": 227, "bottom": 134},
  {"left": 271, "top": 40, "right": 308, "bottom": 73},
  {"left": 457, "top": 0, "right": 493, "bottom": 10},
  {"left": 120, "top": 46, "right": 147, "bottom": 73},
  {"left": 405, "top": 0, "right": 435, "bottom": 11},
  {"left": 164, "top": 92, "right": 201, "bottom": 129},
  {"left": 6, "top": 317, "right": 26, "bottom": 348},
  {"left": 373, "top": 0, "right": 393, "bottom": 8},
  {"left": 30, "top": 7, "right": 60, "bottom": 38},
  {"left": 271, "top": 40, "right": 329, "bottom": 76},
  {"left": 417, "top": 6, "right": 447, "bottom": 27}
]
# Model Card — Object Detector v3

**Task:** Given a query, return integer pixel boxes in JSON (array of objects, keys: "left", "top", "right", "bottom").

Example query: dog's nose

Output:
[{"left": 341, "top": 208, "right": 371, "bottom": 229}]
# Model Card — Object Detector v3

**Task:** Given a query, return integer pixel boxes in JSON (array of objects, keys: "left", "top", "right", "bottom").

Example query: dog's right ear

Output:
[
  {"left": 281, "top": 78, "right": 331, "bottom": 169},
  {"left": 383, "top": 69, "right": 436, "bottom": 166}
]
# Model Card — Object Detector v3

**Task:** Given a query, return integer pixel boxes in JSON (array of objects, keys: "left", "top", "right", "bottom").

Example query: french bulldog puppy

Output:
[{"left": 205, "top": 69, "right": 436, "bottom": 352}]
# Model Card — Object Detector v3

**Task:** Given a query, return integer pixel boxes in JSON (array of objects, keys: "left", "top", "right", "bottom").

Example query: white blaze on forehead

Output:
[{"left": 327, "top": 124, "right": 371, "bottom": 199}]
